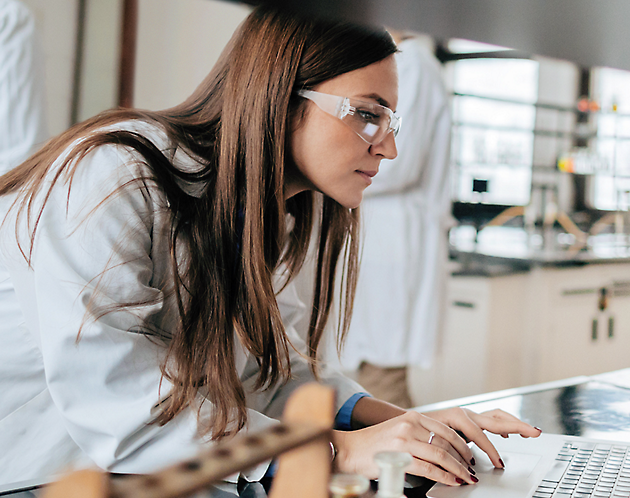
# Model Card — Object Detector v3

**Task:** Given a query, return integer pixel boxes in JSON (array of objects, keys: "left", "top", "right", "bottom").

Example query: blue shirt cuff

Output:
[
  {"left": 264, "top": 459, "right": 278, "bottom": 478},
  {"left": 334, "top": 392, "right": 371, "bottom": 431}
]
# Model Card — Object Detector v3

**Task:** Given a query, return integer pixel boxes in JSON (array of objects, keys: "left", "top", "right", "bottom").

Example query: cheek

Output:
[{"left": 291, "top": 116, "right": 359, "bottom": 181}]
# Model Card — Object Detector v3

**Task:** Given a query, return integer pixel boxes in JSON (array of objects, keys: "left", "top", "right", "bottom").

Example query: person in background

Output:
[
  {"left": 0, "top": 8, "right": 539, "bottom": 489},
  {"left": 0, "top": 0, "right": 48, "bottom": 174},
  {"left": 332, "top": 34, "right": 453, "bottom": 408}
]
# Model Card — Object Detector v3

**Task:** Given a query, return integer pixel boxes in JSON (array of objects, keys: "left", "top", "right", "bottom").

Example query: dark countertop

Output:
[
  {"left": 450, "top": 226, "right": 630, "bottom": 276},
  {"left": 415, "top": 371, "right": 630, "bottom": 442}
]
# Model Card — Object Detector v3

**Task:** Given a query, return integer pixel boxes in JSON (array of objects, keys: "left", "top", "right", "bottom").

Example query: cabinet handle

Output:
[
  {"left": 452, "top": 301, "right": 475, "bottom": 309},
  {"left": 612, "top": 280, "right": 630, "bottom": 297},
  {"left": 592, "top": 318, "right": 598, "bottom": 341},
  {"left": 609, "top": 316, "right": 614, "bottom": 338},
  {"left": 562, "top": 288, "right": 597, "bottom": 296}
]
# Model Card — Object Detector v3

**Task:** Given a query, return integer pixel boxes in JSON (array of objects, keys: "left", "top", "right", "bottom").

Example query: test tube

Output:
[
  {"left": 329, "top": 473, "right": 371, "bottom": 498},
  {"left": 374, "top": 451, "right": 412, "bottom": 498}
]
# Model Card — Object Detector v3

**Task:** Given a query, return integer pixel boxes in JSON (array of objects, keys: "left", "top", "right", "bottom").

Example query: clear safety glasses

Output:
[{"left": 296, "top": 89, "right": 401, "bottom": 145}]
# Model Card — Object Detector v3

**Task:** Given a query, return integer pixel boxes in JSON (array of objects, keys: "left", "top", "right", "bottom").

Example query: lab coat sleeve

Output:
[
  {"left": 28, "top": 144, "right": 273, "bottom": 481},
  {"left": 0, "top": 0, "right": 47, "bottom": 173}
]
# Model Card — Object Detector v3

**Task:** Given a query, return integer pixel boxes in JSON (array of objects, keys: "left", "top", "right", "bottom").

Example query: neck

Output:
[{"left": 283, "top": 163, "right": 312, "bottom": 200}]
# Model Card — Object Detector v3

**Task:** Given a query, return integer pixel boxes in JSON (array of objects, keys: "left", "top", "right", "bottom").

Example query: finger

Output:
[
  {"left": 406, "top": 439, "right": 478, "bottom": 485},
  {"left": 403, "top": 412, "right": 472, "bottom": 464},
  {"left": 455, "top": 429, "right": 470, "bottom": 443},
  {"left": 419, "top": 415, "right": 474, "bottom": 465},
  {"left": 469, "top": 411, "right": 543, "bottom": 439},
  {"left": 429, "top": 434, "right": 470, "bottom": 469},
  {"left": 407, "top": 458, "right": 476, "bottom": 487},
  {"left": 470, "top": 430, "right": 505, "bottom": 469},
  {"left": 406, "top": 458, "right": 470, "bottom": 487},
  {"left": 442, "top": 414, "right": 505, "bottom": 469},
  {"left": 471, "top": 409, "right": 543, "bottom": 438},
  {"left": 521, "top": 428, "right": 543, "bottom": 438}
]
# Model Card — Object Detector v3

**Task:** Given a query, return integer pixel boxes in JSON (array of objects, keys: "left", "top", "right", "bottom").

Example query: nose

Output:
[{"left": 370, "top": 131, "right": 398, "bottom": 160}]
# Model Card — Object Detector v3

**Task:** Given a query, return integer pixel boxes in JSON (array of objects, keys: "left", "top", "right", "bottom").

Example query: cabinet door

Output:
[
  {"left": 410, "top": 276, "right": 491, "bottom": 405},
  {"left": 544, "top": 265, "right": 630, "bottom": 381}
]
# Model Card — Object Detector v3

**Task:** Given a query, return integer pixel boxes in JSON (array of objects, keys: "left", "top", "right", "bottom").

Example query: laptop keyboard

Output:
[{"left": 532, "top": 441, "right": 630, "bottom": 498}]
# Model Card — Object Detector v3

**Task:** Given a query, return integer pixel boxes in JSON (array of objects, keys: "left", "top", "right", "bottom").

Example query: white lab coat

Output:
[
  {"left": 0, "top": 0, "right": 48, "bottom": 173},
  {"left": 333, "top": 38, "right": 452, "bottom": 370},
  {"left": 0, "top": 120, "right": 363, "bottom": 488}
]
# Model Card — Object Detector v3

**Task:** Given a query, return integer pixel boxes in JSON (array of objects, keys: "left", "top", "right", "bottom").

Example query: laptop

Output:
[{"left": 427, "top": 432, "right": 630, "bottom": 498}]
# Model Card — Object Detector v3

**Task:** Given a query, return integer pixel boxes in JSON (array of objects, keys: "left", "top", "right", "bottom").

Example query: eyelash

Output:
[{"left": 356, "top": 109, "right": 379, "bottom": 121}]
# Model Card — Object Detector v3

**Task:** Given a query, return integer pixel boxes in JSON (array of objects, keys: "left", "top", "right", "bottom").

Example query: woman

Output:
[{"left": 0, "top": 6, "right": 540, "bottom": 489}]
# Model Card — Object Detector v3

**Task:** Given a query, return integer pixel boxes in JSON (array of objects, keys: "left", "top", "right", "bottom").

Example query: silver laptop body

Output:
[{"left": 428, "top": 432, "right": 630, "bottom": 498}]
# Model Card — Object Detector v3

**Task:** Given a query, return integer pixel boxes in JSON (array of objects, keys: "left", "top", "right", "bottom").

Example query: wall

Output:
[
  {"left": 77, "top": 0, "right": 122, "bottom": 122},
  {"left": 21, "top": 0, "right": 78, "bottom": 136},
  {"left": 134, "top": 0, "right": 251, "bottom": 111},
  {"left": 18, "top": 0, "right": 251, "bottom": 138}
]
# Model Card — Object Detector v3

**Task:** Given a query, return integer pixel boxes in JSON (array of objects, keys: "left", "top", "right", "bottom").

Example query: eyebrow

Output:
[{"left": 357, "top": 93, "right": 392, "bottom": 109}]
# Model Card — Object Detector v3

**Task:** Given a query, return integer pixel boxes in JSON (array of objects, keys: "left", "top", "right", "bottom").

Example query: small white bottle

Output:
[{"left": 374, "top": 452, "right": 412, "bottom": 498}]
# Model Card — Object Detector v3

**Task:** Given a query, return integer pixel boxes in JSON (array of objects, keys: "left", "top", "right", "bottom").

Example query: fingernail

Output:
[
  {"left": 499, "top": 458, "right": 505, "bottom": 469},
  {"left": 468, "top": 466, "right": 476, "bottom": 475},
  {"left": 471, "top": 475, "right": 479, "bottom": 483},
  {"left": 456, "top": 478, "right": 465, "bottom": 485},
  {"left": 470, "top": 457, "right": 476, "bottom": 466},
  {"left": 534, "top": 427, "right": 543, "bottom": 432}
]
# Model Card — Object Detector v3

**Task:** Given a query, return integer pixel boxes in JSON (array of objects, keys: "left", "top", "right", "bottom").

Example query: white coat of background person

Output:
[
  {"left": 0, "top": 0, "right": 48, "bottom": 174},
  {"left": 329, "top": 36, "right": 452, "bottom": 408}
]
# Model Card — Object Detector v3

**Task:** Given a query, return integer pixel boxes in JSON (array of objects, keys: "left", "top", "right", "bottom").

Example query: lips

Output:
[
  {"left": 356, "top": 169, "right": 377, "bottom": 185},
  {"left": 357, "top": 170, "right": 378, "bottom": 178}
]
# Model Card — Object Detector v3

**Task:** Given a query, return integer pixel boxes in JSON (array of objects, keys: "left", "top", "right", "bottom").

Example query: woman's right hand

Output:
[{"left": 332, "top": 410, "right": 478, "bottom": 486}]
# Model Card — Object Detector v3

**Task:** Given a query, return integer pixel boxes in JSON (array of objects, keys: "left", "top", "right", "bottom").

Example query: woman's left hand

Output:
[{"left": 423, "top": 407, "right": 543, "bottom": 469}]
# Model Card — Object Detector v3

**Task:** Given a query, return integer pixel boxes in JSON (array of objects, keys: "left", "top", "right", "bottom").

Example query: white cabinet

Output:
[
  {"left": 409, "top": 272, "right": 526, "bottom": 404},
  {"left": 409, "top": 263, "right": 630, "bottom": 406},
  {"left": 409, "top": 275, "right": 492, "bottom": 405},
  {"left": 530, "top": 264, "right": 630, "bottom": 382}
]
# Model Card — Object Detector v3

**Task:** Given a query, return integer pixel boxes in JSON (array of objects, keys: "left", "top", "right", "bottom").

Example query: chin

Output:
[{"left": 337, "top": 193, "right": 364, "bottom": 210}]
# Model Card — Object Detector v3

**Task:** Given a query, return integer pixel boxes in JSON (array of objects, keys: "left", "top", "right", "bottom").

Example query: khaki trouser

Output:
[{"left": 357, "top": 362, "right": 413, "bottom": 409}]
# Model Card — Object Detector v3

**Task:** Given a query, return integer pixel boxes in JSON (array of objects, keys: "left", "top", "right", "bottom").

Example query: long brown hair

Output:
[{"left": 0, "top": 7, "right": 397, "bottom": 439}]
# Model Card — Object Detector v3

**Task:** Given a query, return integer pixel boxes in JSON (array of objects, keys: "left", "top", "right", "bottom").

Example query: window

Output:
[
  {"left": 590, "top": 67, "right": 630, "bottom": 211},
  {"left": 445, "top": 40, "right": 539, "bottom": 207}
]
